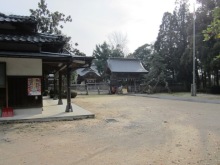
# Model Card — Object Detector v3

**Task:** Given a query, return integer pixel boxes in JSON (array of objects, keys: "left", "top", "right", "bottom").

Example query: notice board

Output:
[{"left": 27, "top": 78, "right": 41, "bottom": 96}]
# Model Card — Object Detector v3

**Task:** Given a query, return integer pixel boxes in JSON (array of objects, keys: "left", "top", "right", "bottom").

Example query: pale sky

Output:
[{"left": 0, "top": 0, "right": 195, "bottom": 56}]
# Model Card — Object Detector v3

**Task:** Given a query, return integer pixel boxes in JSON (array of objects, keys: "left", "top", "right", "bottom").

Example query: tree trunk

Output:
[
  {"left": 196, "top": 68, "right": 200, "bottom": 89},
  {"left": 204, "top": 71, "right": 207, "bottom": 89},
  {"left": 216, "top": 69, "right": 219, "bottom": 86},
  {"left": 208, "top": 71, "right": 211, "bottom": 87}
]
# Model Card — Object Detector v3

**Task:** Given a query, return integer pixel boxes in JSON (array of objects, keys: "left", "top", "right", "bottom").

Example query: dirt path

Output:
[{"left": 0, "top": 95, "right": 220, "bottom": 165}]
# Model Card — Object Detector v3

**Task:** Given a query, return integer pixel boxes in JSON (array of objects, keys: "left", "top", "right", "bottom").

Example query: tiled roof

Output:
[
  {"left": 0, "top": 33, "right": 66, "bottom": 44},
  {"left": 107, "top": 58, "right": 148, "bottom": 73},
  {"left": 77, "top": 64, "right": 100, "bottom": 77},
  {"left": 0, "top": 13, "right": 36, "bottom": 23}
]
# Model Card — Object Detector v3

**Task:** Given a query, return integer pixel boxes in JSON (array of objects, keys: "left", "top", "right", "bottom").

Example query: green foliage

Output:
[
  {"left": 93, "top": 42, "right": 124, "bottom": 75},
  {"left": 211, "top": 54, "right": 220, "bottom": 68},
  {"left": 30, "top": 0, "right": 85, "bottom": 55},
  {"left": 30, "top": 0, "right": 72, "bottom": 34},
  {"left": 71, "top": 71, "right": 78, "bottom": 84},
  {"left": 154, "top": 0, "right": 192, "bottom": 86},
  {"left": 154, "top": 11, "right": 179, "bottom": 80},
  {"left": 93, "top": 42, "right": 112, "bottom": 74},
  {"left": 62, "top": 90, "right": 77, "bottom": 98},
  {"left": 70, "top": 90, "right": 77, "bottom": 98},
  {"left": 146, "top": 53, "right": 167, "bottom": 80},
  {"left": 111, "top": 46, "right": 124, "bottom": 58},
  {"left": 132, "top": 44, "right": 153, "bottom": 70},
  {"left": 202, "top": 7, "right": 220, "bottom": 87},
  {"left": 203, "top": 7, "right": 220, "bottom": 41}
]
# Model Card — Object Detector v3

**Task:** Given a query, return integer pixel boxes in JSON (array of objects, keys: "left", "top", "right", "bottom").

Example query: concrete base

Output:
[
  {"left": 65, "top": 104, "right": 73, "bottom": 112},
  {"left": 0, "top": 98, "right": 95, "bottom": 123},
  {"left": 14, "top": 108, "right": 42, "bottom": 115},
  {"left": 58, "top": 99, "right": 63, "bottom": 105},
  {"left": 191, "top": 84, "right": 197, "bottom": 96}
]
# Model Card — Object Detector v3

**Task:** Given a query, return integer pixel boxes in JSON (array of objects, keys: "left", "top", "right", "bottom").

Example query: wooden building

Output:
[
  {"left": 0, "top": 13, "right": 93, "bottom": 112},
  {"left": 105, "top": 58, "right": 148, "bottom": 93},
  {"left": 76, "top": 63, "right": 101, "bottom": 84}
]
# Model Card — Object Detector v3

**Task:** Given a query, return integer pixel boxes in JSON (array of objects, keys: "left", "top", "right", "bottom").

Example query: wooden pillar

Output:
[
  {"left": 58, "top": 71, "right": 63, "bottom": 105},
  {"left": 53, "top": 76, "right": 57, "bottom": 100},
  {"left": 6, "top": 77, "right": 8, "bottom": 107},
  {"left": 134, "top": 79, "right": 136, "bottom": 93},
  {"left": 65, "top": 64, "right": 73, "bottom": 112}
]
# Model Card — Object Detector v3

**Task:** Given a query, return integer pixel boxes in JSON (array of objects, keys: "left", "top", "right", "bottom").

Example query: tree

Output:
[
  {"left": 194, "top": 0, "right": 220, "bottom": 88},
  {"left": 108, "top": 31, "right": 128, "bottom": 56},
  {"left": 203, "top": 7, "right": 220, "bottom": 86},
  {"left": 132, "top": 43, "right": 153, "bottom": 70},
  {"left": 111, "top": 46, "right": 124, "bottom": 58},
  {"left": 30, "top": 0, "right": 72, "bottom": 34},
  {"left": 203, "top": 7, "right": 220, "bottom": 41},
  {"left": 92, "top": 42, "right": 112, "bottom": 74},
  {"left": 30, "top": 0, "right": 85, "bottom": 56},
  {"left": 154, "top": 0, "right": 195, "bottom": 90},
  {"left": 144, "top": 52, "right": 170, "bottom": 93},
  {"left": 154, "top": 11, "right": 179, "bottom": 81}
]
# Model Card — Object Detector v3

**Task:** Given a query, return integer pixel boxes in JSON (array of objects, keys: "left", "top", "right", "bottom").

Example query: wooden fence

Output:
[{"left": 70, "top": 83, "right": 110, "bottom": 95}]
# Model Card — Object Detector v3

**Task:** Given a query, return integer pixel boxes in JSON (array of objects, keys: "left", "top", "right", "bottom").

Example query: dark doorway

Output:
[{"left": 8, "top": 77, "right": 42, "bottom": 108}]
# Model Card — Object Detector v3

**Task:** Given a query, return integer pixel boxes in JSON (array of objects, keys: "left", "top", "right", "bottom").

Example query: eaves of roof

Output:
[
  {"left": 0, "top": 13, "right": 36, "bottom": 24},
  {"left": 0, "top": 33, "right": 66, "bottom": 44},
  {"left": 0, "top": 51, "right": 72, "bottom": 60},
  {"left": 0, "top": 51, "right": 94, "bottom": 63}
]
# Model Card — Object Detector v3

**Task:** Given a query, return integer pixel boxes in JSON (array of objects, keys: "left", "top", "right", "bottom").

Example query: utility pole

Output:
[{"left": 191, "top": 3, "right": 196, "bottom": 96}]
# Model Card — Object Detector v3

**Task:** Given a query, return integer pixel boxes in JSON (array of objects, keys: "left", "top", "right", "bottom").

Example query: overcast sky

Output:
[{"left": 1, "top": 0, "right": 195, "bottom": 56}]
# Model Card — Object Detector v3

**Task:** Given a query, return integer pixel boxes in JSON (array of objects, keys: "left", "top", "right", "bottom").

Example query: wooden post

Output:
[
  {"left": 6, "top": 77, "right": 8, "bottom": 107},
  {"left": 58, "top": 71, "right": 63, "bottom": 105},
  {"left": 134, "top": 79, "right": 136, "bottom": 93},
  {"left": 98, "top": 86, "right": 100, "bottom": 95},
  {"left": 65, "top": 64, "right": 73, "bottom": 112},
  {"left": 53, "top": 75, "right": 57, "bottom": 100},
  {"left": 86, "top": 84, "right": 88, "bottom": 95}
]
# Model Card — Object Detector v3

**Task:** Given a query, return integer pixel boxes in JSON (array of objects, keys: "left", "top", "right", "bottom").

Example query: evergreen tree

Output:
[
  {"left": 92, "top": 42, "right": 112, "bottom": 74},
  {"left": 30, "top": 0, "right": 72, "bottom": 34},
  {"left": 30, "top": 0, "right": 84, "bottom": 55},
  {"left": 132, "top": 43, "right": 153, "bottom": 70}
]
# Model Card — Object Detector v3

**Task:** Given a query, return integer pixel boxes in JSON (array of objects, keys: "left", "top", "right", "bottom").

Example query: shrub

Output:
[
  {"left": 71, "top": 90, "right": 77, "bottom": 98},
  {"left": 209, "top": 86, "right": 220, "bottom": 94},
  {"left": 43, "top": 90, "right": 48, "bottom": 96},
  {"left": 62, "top": 90, "right": 77, "bottom": 98},
  {"left": 49, "top": 89, "right": 54, "bottom": 98}
]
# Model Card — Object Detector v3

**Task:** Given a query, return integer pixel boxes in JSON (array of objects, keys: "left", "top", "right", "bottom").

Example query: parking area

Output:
[{"left": 0, "top": 94, "right": 220, "bottom": 165}]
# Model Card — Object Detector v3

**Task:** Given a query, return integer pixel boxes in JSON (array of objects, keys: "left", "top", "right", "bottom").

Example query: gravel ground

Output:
[{"left": 0, "top": 94, "right": 220, "bottom": 165}]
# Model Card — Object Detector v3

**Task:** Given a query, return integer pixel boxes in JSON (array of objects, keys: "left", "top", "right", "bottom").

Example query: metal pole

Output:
[{"left": 191, "top": 3, "right": 196, "bottom": 96}]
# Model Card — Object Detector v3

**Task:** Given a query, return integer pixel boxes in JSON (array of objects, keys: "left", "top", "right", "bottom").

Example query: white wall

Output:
[{"left": 0, "top": 58, "right": 42, "bottom": 76}]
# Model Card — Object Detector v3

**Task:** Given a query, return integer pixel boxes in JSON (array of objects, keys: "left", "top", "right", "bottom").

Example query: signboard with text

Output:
[{"left": 27, "top": 78, "right": 41, "bottom": 96}]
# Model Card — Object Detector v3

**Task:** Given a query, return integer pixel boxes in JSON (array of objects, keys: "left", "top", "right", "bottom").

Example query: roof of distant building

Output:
[
  {"left": 77, "top": 63, "right": 100, "bottom": 77},
  {"left": 107, "top": 58, "right": 148, "bottom": 73}
]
